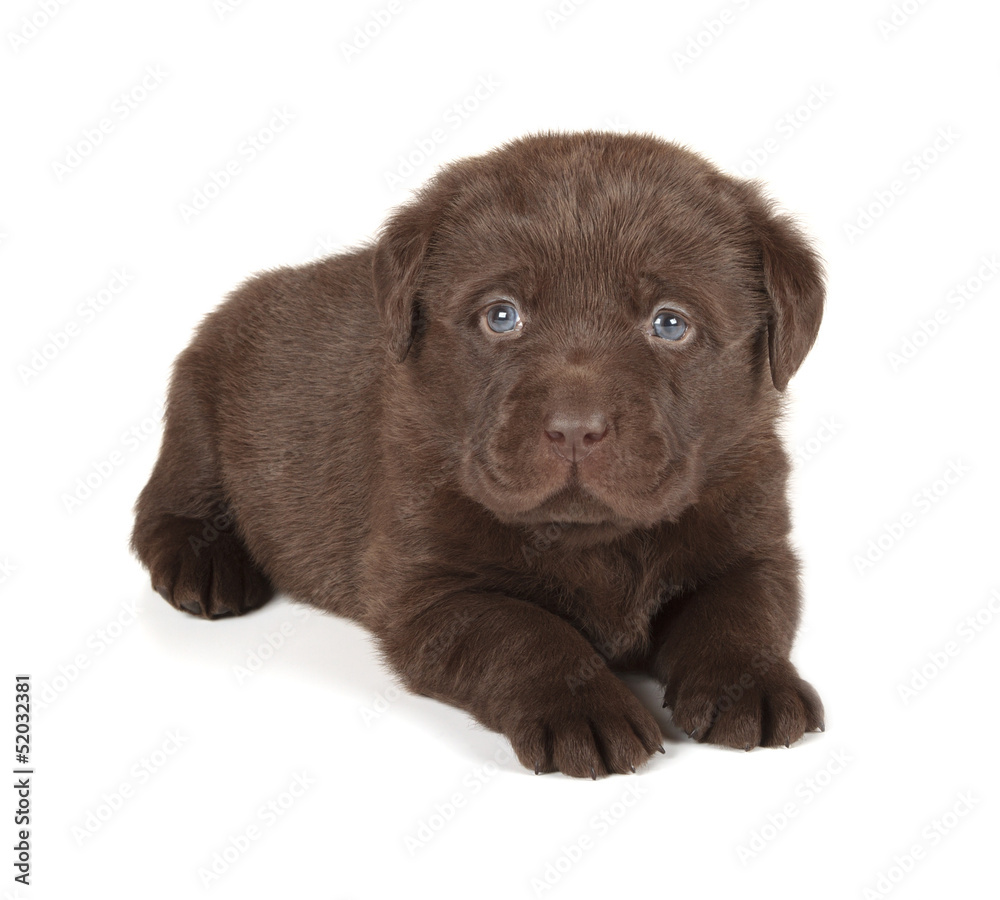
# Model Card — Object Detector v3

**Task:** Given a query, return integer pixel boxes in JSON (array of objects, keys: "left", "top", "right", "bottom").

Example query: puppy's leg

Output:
[
  {"left": 649, "top": 551, "right": 824, "bottom": 749},
  {"left": 131, "top": 350, "right": 273, "bottom": 619},
  {"left": 378, "top": 592, "right": 664, "bottom": 778}
]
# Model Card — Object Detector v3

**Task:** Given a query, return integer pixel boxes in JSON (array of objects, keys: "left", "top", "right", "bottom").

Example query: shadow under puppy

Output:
[{"left": 132, "top": 131, "right": 825, "bottom": 778}]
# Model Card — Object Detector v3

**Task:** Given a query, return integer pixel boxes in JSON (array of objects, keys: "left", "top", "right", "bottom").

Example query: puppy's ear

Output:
[
  {"left": 372, "top": 200, "right": 436, "bottom": 363},
  {"left": 741, "top": 189, "right": 825, "bottom": 391}
]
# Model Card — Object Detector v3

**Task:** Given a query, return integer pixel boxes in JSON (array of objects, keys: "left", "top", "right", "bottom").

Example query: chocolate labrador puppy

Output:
[{"left": 132, "top": 131, "right": 825, "bottom": 778}]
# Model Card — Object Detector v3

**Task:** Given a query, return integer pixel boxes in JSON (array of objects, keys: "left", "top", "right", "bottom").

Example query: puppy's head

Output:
[{"left": 373, "top": 132, "right": 824, "bottom": 533}]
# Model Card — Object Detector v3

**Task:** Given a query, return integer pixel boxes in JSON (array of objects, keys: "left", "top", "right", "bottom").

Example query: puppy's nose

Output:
[{"left": 544, "top": 412, "right": 608, "bottom": 462}]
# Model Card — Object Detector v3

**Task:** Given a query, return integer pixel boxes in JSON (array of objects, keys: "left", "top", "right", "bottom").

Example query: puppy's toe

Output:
[{"left": 669, "top": 689, "right": 721, "bottom": 742}]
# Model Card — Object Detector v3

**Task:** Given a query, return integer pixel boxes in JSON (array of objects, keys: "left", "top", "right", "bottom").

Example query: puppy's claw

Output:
[
  {"left": 534, "top": 761, "right": 541, "bottom": 775},
  {"left": 657, "top": 744, "right": 666, "bottom": 754},
  {"left": 590, "top": 766, "right": 597, "bottom": 781},
  {"left": 629, "top": 763, "right": 636, "bottom": 773}
]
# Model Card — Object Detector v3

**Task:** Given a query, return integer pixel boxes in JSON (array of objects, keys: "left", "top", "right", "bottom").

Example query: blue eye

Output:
[
  {"left": 652, "top": 310, "right": 688, "bottom": 341},
  {"left": 486, "top": 304, "right": 520, "bottom": 333}
]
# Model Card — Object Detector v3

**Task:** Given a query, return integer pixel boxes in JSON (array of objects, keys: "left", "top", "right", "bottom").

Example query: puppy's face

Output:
[{"left": 375, "top": 134, "right": 823, "bottom": 533}]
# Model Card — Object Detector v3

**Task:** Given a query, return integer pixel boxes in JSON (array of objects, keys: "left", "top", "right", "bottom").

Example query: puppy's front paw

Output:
[
  {"left": 506, "top": 672, "right": 664, "bottom": 778},
  {"left": 665, "top": 658, "right": 824, "bottom": 750}
]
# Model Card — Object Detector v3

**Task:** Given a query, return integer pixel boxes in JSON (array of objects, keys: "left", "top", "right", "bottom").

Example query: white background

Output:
[{"left": 3, "top": 0, "right": 999, "bottom": 898}]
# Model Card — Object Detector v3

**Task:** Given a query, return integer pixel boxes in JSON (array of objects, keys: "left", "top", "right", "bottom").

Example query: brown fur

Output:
[{"left": 132, "top": 131, "right": 825, "bottom": 778}]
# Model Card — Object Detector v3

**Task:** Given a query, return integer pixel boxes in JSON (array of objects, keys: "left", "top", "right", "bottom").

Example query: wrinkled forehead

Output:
[{"left": 423, "top": 162, "right": 762, "bottom": 337}]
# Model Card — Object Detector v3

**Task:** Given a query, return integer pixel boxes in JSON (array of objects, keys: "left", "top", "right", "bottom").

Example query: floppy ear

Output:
[
  {"left": 372, "top": 199, "right": 437, "bottom": 363},
  {"left": 742, "top": 192, "right": 826, "bottom": 391}
]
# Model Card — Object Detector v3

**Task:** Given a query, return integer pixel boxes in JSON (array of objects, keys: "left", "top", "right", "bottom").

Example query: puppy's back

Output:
[{"left": 186, "top": 248, "right": 385, "bottom": 616}]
